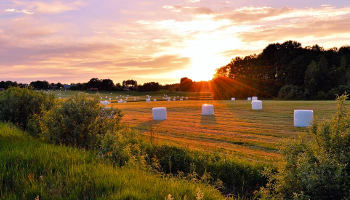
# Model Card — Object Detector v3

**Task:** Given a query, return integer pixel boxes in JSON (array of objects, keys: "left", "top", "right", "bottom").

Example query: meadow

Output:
[
  {"left": 0, "top": 123, "right": 225, "bottom": 200},
  {"left": 112, "top": 100, "right": 339, "bottom": 164},
  {"left": 1, "top": 88, "right": 346, "bottom": 199},
  {"left": 47, "top": 90, "right": 340, "bottom": 163},
  {"left": 49, "top": 90, "right": 340, "bottom": 164}
]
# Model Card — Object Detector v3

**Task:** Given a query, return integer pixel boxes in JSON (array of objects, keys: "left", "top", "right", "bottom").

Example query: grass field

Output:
[
  {"left": 111, "top": 100, "right": 339, "bottom": 164},
  {"left": 0, "top": 123, "right": 225, "bottom": 200},
  {"left": 48, "top": 90, "right": 214, "bottom": 101}
]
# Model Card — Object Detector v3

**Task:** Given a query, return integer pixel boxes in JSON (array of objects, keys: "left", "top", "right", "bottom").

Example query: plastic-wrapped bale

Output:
[
  {"left": 231, "top": 97, "right": 235, "bottom": 101},
  {"left": 100, "top": 100, "right": 109, "bottom": 106},
  {"left": 202, "top": 104, "right": 214, "bottom": 115},
  {"left": 153, "top": 99, "right": 157, "bottom": 102},
  {"left": 252, "top": 96, "right": 258, "bottom": 100},
  {"left": 251, "top": 100, "right": 262, "bottom": 110},
  {"left": 152, "top": 107, "right": 167, "bottom": 120},
  {"left": 294, "top": 110, "right": 313, "bottom": 127},
  {"left": 247, "top": 97, "right": 252, "bottom": 101}
]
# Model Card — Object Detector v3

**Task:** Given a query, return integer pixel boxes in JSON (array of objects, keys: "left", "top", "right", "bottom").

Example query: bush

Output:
[
  {"left": 278, "top": 85, "right": 304, "bottom": 100},
  {"left": 40, "top": 93, "right": 122, "bottom": 149},
  {"left": 0, "top": 87, "right": 55, "bottom": 130},
  {"left": 99, "top": 127, "right": 146, "bottom": 167},
  {"left": 261, "top": 94, "right": 350, "bottom": 199}
]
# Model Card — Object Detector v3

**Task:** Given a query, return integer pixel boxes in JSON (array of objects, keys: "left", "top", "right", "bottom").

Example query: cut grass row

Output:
[{"left": 0, "top": 123, "right": 225, "bottom": 200}]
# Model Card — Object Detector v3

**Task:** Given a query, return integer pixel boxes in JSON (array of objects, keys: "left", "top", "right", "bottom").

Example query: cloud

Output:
[
  {"left": 1, "top": 1, "right": 350, "bottom": 84},
  {"left": 12, "top": 0, "right": 84, "bottom": 14},
  {"left": 4, "top": 8, "right": 33, "bottom": 15},
  {"left": 163, "top": 5, "right": 214, "bottom": 15}
]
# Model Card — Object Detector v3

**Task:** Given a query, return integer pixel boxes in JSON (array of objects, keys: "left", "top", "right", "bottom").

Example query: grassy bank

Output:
[{"left": 0, "top": 123, "right": 225, "bottom": 200}]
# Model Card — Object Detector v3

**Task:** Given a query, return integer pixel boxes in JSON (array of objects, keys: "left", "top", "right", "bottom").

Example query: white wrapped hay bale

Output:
[
  {"left": 152, "top": 107, "right": 167, "bottom": 120},
  {"left": 251, "top": 100, "right": 262, "bottom": 110},
  {"left": 294, "top": 110, "right": 313, "bottom": 127},
  {"left": 202, "top": 104, "right": 214, "bottom": 116},
  {"left": 252, "top": 96, "right": 258, "bottom": 100},
  {"left": 247, "top": 97, "right": 252, "bottom": 101},
  {"left": 231, "top": 97, "right": 235, "bottom": 101},
  {"left": 154, "top": 99, "right": 157, "bottom": 102},
  {"left": 100, "top": 100, "right": 109, "bottom": 106}
]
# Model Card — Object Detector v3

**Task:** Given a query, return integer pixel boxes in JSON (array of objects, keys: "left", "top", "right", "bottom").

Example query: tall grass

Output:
[{"left": 0, "top": 123, "right": 225, "bottom": 200}]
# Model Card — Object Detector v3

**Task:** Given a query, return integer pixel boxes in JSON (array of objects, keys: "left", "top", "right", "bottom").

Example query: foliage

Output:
[
  {"left": 215, "top": 41, "right": 350, "bottom": 99},
  {"left": 278, "top": 85, "right": 304, "bottom": 100},
  {"left": 0, "top": 123, "right": 225, "bottom": 200},
  {"left": 260, "top": 94, "right": 350, "bottom": 199},
  {"left": 122, "top": 79, "right": 138, "bottom": 90},
  {"left": 138, "top": 82, "right": 161, "bottom": 92},
  {"left": 0, "top": 81, "right": 19, "bottom": 89},
  {"left": 144, "top": 144, "right": 267, "bottom": 197},
  {"left": 40, "top": 93, "right": 122, "bottom": 149},
  {"left": 30, "top": 80, "right": 50, "bottom": 90},
  {"left": 0, "top": 87, "right": 55, "bottom": 130}
]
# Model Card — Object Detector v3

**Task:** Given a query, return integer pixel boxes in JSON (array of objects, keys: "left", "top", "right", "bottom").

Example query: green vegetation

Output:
[
  {"left": 3, "top": 87, "right": 350, "bottom": 199},
  {"left": 38, "top": 94, "right": 122, "bottom": 149},
  {"left": 260, "top": 95, "right": 350, "bottom": 199},
  {"left": 0, "top": 123, "right": 225, "bottom": 200},
  {"left": 0, "top": 87, "right": 55, "bottom": 130},
  {"left": 215, "top": 41, "right": 350, "bottom": 99}
]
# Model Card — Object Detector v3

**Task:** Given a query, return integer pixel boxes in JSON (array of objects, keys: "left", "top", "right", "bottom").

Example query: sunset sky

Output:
[{"left": 1, "top": 0, "right": 350, "bottom": 84}]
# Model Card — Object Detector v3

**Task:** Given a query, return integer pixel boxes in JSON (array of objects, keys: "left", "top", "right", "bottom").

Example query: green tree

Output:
[
  {"left": 0, "top": 87, "right": 55, "bottom": 130},
  {"left": 304, "top": 60, "right": 318, "bottom": 96}
]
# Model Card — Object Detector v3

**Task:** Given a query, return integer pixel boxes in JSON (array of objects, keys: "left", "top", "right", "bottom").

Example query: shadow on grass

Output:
[
  {"left": 135, "top": 120, "right": 163, "bottom": 131},
  {"left": 200, "top": 115, "right": 217, "bottom": 125}
]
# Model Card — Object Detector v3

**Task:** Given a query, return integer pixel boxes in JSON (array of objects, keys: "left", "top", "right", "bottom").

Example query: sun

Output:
[{"left": 187, "top": 58, "right": 217, "bottom": 81}]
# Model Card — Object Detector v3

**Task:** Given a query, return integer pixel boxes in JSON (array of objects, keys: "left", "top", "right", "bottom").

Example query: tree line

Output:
[
  {"left": 2, "top": 40, "right": 349, "bottom": 99},
  {"left": 214, "top": 40, "right": 350, "bottom": 99},
  {"left": 0, "top": 78, "right": 178, "bottom": 92}
]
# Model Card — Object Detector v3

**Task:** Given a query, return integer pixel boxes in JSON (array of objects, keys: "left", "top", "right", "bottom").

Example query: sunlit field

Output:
[
  {"left": 112, "top": 100, "right": 340, "bottom": 164},
  {"left": 48, "top": 90, "right": 341, "bottom": 164}
]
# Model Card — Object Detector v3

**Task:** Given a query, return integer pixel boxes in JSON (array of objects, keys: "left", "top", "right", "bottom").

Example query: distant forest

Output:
[
  {"left": 1, "top": 41, "right": 349, "bottom": 99},
  {"left": 213, "top": 40, "right": 350, "bottom": 99}
]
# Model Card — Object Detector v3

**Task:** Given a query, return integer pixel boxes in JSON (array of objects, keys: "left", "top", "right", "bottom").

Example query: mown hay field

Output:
[{"left": 112, "top": 100, "right": 340, "bottom": 164}]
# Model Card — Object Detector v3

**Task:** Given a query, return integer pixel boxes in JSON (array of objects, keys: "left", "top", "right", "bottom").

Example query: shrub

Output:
[
  {"left": 0, "top": 87, "right": 55, "bottom": 130},
  {"left": 261, "top": 94, "right": 350, "bottom": 199},
  {"left": 278, "top": 85, "right": 304, "bottom": 100},
  {"left": 99, "top": 127, "right": 146, "bottom": 167},
  {"left": 41, "top": 93, "right": 122, "bottom": 149}
]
